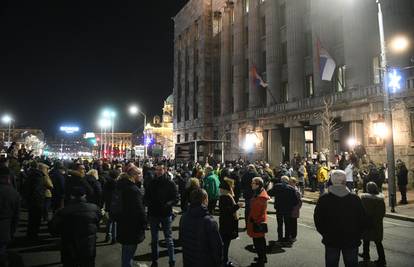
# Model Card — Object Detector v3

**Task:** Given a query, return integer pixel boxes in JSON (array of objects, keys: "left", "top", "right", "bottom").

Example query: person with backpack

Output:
[{"left": 113, "top": 165, "right": 147, "bottom": 267}]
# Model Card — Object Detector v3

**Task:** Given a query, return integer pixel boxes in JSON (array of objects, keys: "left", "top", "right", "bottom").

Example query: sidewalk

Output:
[{"left": 301, "top": 188, "right": 414, "bottom": 222}]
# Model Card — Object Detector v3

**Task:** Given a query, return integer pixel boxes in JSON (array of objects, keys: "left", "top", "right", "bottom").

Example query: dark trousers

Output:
[
  {"left": 244, "top": 198, "right": 251, "bottom": 227},
  {"left": 289, "top": 218, "right": 298, "bottom": 239},
  {"left": 362, "top": 239, "right": 386, "bottom": 264},
  {"left": 207, "top": 199, "right": 218, "bottom": 214},
  {"left": 276, "top": 214, "right": 292, "bottom": 241},
  {"left": 399, "top": 185, "right": 408, "bottom": 203},
  {"left": 310, "top": 177, "right": 317, "bottom": 192},
  {"left": 252, "top": 237, "right": 267, "bottom": 265},
  {"left": 325, "top": 246, "right": 358, "bottom": 267},
  {"left": 27, "top": 206, "right": 42, "bottom": 239},
  {"left": 222, "top": 235, "right": 232, "bottom": 265},
  {"left": 43, "top": 197, "right": 51, "bottom": 221}
]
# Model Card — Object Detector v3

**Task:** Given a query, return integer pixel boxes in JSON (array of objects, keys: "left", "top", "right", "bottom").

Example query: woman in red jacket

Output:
[{"left": 247, "top": 177, "right": 270, "bottom": 267}]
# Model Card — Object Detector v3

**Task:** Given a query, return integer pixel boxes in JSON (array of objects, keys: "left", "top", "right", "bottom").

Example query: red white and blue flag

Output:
[
  {"left": 251, "top": 66, "right": 268, "bottom": 88},
  {"left": 317, "top": 39, "right": 336, "bottom": 81}
]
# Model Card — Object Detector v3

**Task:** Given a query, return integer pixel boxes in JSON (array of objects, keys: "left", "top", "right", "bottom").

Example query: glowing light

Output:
[
  {"left": 98, "top": 118, "right": 111, "bottom": 129},
  {"left": 388, "top": 69, "right": 401, "bottom": 93},
  {"left": 390, "top": 36, "right": 409, "bottom": 53},
  {"left": 347, "top": 137, "right": 357, "bottom": 148},
  {"left": 373, "top": 121, "right": 388, "bottom": 139},
  {"left": 60, "top": 126, "right": 80, "bottom": 134},
  {"left": 1, "top": 115, "right": 12, "bottom": 124},
  {"left": 244, "top": 132, "right": 259, "bottom": 151},
  {"left": 129, "top": 105, "right": 138, "bottom": 115},
  {"left": 145, "top": 136, "right": 154, "bottom": 146}
]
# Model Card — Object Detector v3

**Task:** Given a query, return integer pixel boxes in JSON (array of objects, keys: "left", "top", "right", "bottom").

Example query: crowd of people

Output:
[{"left": 0, "top": 142, "right": 411, "bottom": 267}]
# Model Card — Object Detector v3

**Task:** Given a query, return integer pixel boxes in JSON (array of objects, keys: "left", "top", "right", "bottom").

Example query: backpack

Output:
[{"left": 109, "top": 188, "right": 123, "bottom": 220}]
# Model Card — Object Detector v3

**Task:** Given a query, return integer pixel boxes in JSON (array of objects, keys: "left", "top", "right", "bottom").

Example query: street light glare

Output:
[
  {"left": 129, "top": 105, "right": 139, "bottom": 115},
  {"left": 390, "top": 36, "right": 409, "bottom": 53},
  {"left": 1, "top": 115, "right": 12, "bottom": 124},
  {"left": 98, "top": 118, "right": 111, "bottom": 129}
]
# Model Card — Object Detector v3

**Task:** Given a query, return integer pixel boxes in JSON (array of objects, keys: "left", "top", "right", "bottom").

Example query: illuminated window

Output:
[
  {"left": 336, "top": 65, "right": 346, "bottom": 92},
  {"left": 281, "top": 82, "right": 289, "bottom": 102},
  {"left": 306, "top": 74, "right": 314, "bottom": 97},
  {"left": 245, "top": 0, "right": 250, "bottom": 13}
]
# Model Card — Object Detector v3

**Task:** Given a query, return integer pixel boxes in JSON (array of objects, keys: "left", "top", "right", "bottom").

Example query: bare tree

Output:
[{"left": 320, "top": 96, "right": 339, "bottom": 161}]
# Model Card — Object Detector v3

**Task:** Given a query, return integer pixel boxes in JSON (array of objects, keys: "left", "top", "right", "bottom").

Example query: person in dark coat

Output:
[
  {"left": 314, "top": 170, "right": 366, "bottom": 267},
  {"left": 179, "top": 188, "right": 223, "bottom": 267},
  {"left": 360, "top": 182, "right": 386, "bottom": 267},
  {"left": 241, "top": 164, "right": 259, "bottom": 227},
  {"left": 64, "top": 164, "right": 93, "bottom": 205},
  {"left": 84, "top": 169, "right": 103, "bottom": 207},
  {"left": 49, "top": 186, "right": 101, "bottom": 267},
  {"left": 268, "top": 176, "right": 299, "bottom": 243},
  {"left": 144, "top": 163, "right": 178, "bottom": 267},
  {"left": 396, "top": 159, "right": 408, "bottom": 204},
  {"left": 116, "top": 166, "right": 147, "bottom": 267},
  {"left": 0, "top": 167, "right": 20, "bottom": 266},
  {"left": 50, "top": 161, "right": 66, "bottom": 213},
  {"left": 103, "top": 168, "right": 118, "bottom": 243},
  {"left": 219, "top": 178, "right": 242, "bottom": 267},
  {"left": 24, "top": 161, "right": 45, "bottom": 240}
]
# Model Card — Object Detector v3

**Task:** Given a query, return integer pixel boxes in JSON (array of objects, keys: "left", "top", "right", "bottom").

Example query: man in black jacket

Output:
[
  {"left": 314, "top": 170, "right": 366, "bottom": 267},
  {"left": 268, "top": 176, "right": 299, "bottom": 243},
  {"left": 0, "top": 167, "right": 20, "bottom": 267},
  {"left": 144, "top": 163, "right": 178, "bottom": 267},
  {"left": 24, "top": 161, "right": 45, "bottom": 240},
  {"left": 50, "top": 161, "right": 66, "bottom": 213},
  {"left": 49, "top": 186, "right": 101, "bottom": 267},
  {"left": 396, "top": 159, "right": 408, "bottom": 204},
  {"left": 179, "top": 188, "right": 223, "bottom": 267}
]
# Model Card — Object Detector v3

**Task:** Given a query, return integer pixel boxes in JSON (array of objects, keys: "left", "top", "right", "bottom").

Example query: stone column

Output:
[
  {"left": 221, "top": 6, "right": 232, "bottom": 115},
  {"left": 289, "top": 127, "right": 305, "bottom": 160},
  {"left": 287, "top": 0, "right": 305, "bottom": 101},
  {"left": 248, "top": 0, "right": 262, "bottom": 108},
  {"left": 233, "top": 0, "right": 245, "bottom": 112},
  {"left": 265, "top": 0, "right": 281, "bottom": 106},
  {"left": 268, "top": 129, "right": 283, "bottom": 167}
]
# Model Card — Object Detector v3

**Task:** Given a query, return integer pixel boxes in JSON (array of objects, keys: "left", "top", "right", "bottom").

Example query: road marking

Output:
[{"left": 298, "top": 223, "right": 315, "bottom": 229}]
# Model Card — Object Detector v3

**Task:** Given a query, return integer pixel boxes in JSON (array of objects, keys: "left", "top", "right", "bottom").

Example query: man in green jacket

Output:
[{"left": 203, "top": 166, "right": 220, "bottom": 214}]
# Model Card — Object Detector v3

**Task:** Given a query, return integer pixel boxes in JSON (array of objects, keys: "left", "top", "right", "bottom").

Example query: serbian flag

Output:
[
  {"left": 317, "top": 39, "right": 336, "bottom": 81},
  {"left": 251, "top": 66, "right": 268, "bottom": 88}
]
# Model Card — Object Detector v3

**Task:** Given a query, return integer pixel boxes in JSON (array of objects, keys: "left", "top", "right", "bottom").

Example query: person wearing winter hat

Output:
[
  {"left": 360, "top": 182, "right": 386, "bottom": 266},
  {"left": 314, "top": 170, "right": 366, "bottom": 267}
]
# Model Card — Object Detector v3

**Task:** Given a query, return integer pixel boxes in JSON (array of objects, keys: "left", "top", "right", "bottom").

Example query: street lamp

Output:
[
  {"left": 1, "top": 114, "right": 13, "bottom": 147},
  {"left": 129, "top": 105, "right": 147, "bottom": 159},
  {"left": 376, "top": 0, "right": 409, "bottom": 212}
]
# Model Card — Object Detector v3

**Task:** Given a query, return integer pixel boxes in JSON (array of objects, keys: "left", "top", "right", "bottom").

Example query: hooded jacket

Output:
[
  {"left": 314, "top": 185, "right": 366, "bottom": 249},
  {"left": 179, "top": 205, "right": 223, "bottom": 267}
]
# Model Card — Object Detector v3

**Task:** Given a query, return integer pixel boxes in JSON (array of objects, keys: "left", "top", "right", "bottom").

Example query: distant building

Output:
[
  {"left": 144, "top": 94, "right": 174, "bottom": 158},
  {"left": 95, "top": 132, "right": 133, "bottom": 158},
  {"left": 173, "top": 0, "right": 414, "bottom": 168},
  {"left": 0, "top": 128, "right": 44, "bottom": 147}
]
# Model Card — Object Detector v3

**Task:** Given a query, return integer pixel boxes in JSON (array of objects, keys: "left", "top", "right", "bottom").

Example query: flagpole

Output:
[{"left": 265, "top": 87, "right": 278, "bottom": 105}]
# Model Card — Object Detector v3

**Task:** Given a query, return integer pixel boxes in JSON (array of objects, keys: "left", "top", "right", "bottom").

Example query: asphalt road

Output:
[{"left": 8, "top": 202, "right": 414, "bottom": 267}]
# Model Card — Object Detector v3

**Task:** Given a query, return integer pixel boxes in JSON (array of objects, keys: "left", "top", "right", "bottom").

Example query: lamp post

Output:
[
  {"left": 129, "top": 105, "right": 147, "bottom": 159},
  {"left": 1, "top": 115, "right": 13, "bottom": 147}
]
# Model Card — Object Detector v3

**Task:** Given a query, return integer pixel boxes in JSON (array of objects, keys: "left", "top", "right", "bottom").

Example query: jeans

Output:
[
  {"left": 149, "top": 216, "right": 175, "bottom": 265},
  {"left": 325, "top": 246, "right": 358, "bottom": 267},
  {"left": 106, "top": 218, "right": 117, "bottom": 242},
  {"left": 318, "top": 182, "right": 326, "bottom": 195},
  {"left": 362, "top": 240, "right": 386, "bottom": 264},
  {"left": 276, "top": 214, "right": 292, "bottom": 241},
  {"left": 122, "top": 244, "right": 138, "bottom": 267},
  {"left": 252, "top": 237, "right": 267, "bottom": 264}
]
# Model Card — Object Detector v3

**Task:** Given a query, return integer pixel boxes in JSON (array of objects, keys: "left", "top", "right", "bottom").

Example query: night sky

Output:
[{"left": 0, "top": 0, "right": 188, "bottom": 137}]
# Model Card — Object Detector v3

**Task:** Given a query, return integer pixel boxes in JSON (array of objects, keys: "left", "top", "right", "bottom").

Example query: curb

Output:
[{"left": 300, "top": 197, "right": 414, "bottom": 223}]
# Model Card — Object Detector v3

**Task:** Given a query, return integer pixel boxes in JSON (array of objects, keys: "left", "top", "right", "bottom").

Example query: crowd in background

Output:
[{"left": 0, "top": 141, "right": 410, "bottom": 267}]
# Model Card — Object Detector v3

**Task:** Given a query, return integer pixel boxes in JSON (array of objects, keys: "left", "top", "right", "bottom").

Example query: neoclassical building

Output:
[{"left": 173, "top": 0, "right": 414, "bottom": 167}]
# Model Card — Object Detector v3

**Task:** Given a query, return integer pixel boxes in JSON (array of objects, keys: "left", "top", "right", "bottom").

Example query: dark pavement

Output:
[{"left": 7, "top": 202, "right": 414, "bottom": 267}]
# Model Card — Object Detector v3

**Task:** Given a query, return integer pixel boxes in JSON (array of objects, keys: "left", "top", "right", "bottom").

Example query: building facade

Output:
[
  {"left": 173, "top": 0, "right": 414, "bottom": 168},
  {"left": 144, "top": 94, "right": 174, "bottom": 158}
]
